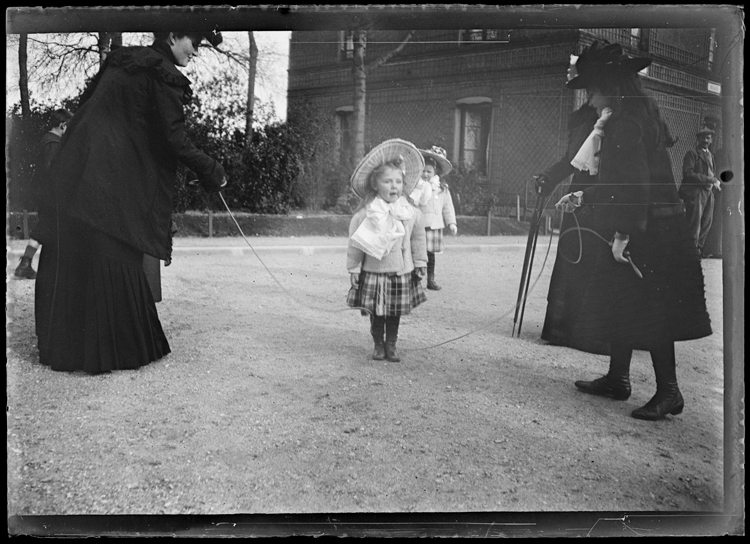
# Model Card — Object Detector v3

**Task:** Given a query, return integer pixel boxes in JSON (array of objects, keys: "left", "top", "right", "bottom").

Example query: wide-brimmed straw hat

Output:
[
  {"left": 566, "top": 40, "right": 651, "bottom": 90},
  {"left": 419, "top": 146, "right": 453, "bottom": 176},
  {"left": 350, "top": 139, "right": 424, "bottom": 199}
]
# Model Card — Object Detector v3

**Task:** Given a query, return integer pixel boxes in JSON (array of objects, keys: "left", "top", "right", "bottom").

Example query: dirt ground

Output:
[{"left": 6, "top": 234, "right": 729, "bottom": 534}]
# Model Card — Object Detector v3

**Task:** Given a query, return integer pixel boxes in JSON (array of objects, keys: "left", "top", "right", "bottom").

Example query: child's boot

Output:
[
  {"left": 426, "top": 252, "right": 441, "bottom": 290},
  {"left": 372, "top": 340, "right": 386, "bottom": 360},
  {"left": 370, "top": 315, "right": 386, "bottom": 360},
  {"left": 14, "top": 257, "right": 37, "bottom": 279},
  {"left": 384, "top": 317, "right": 401, "bottom": 362}
]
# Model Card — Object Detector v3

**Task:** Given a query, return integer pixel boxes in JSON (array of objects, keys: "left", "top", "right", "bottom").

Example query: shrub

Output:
[
  {"left": 8, "top": 76, "right": 355, "bottom": 216},
  {"left": 443, "top": 168, "right": 503, "bottom": 216},
  {"left": 287, "top": 101, "right": 352, "bottom": 212}
]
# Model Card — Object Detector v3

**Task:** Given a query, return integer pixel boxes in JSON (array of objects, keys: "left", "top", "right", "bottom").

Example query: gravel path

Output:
[{"left": 7, "top": 236, "right": 728, "bottom": 535}]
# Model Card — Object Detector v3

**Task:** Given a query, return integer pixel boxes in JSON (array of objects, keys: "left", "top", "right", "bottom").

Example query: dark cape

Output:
[{"left": 49, "top": 42, "right": 225, "bottom": 261}]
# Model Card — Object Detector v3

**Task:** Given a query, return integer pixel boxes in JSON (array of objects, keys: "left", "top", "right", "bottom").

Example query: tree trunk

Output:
[
  {"left": 352, "top": 30, "right": 367, "bottom": 166},
  {"left": 97, "top": 32, "right": 110, "bottom": 65},
  {"left": 245, "top": 31, "right": 259, "bottom": 146},
  {"left": 18, "top": 33, "right": 30, "bottom": 117},
  {"left": 351, "top": 30, "right": 413, "bottom": 166}
]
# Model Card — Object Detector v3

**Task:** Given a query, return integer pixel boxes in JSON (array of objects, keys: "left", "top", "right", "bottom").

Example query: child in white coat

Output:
[
  {"left": 346, "top": 139, "right": 428, "bottom": 362},
  {"left": 409, "top": 146, "right": 457, "bottom": 290}
]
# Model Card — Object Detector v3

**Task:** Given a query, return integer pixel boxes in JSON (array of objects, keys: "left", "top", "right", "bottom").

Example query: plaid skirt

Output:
[
  {"left": 426, "top": 228, "right": 444, "bottom": 253},
  {"left": 346, "top": 271, "right": 427, "bottom": 317}
]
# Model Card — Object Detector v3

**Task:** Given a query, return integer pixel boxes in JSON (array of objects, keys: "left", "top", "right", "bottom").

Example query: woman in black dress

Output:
[
  {"left": 35, "top": 30, "right": 227, "bottom": 373},
  {"left": 556, "top": 41, "right": 712, "bottom": 420}
]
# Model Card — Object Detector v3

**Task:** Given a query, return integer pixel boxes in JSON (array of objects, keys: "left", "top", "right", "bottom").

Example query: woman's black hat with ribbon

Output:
[
  {"left": 566, "top": 40, "right": 652, "bottom": 90},
  {"left": 201, "top": 29, "right": 223, "bottom": 48}
]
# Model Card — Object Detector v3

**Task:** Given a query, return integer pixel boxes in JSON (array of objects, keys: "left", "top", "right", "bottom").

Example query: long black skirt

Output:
[
  {"left": 541, "top": 206, "right": 610, "bottom": 355},
  {"left": 574, "top": 213, "right": 712, "bottom": 351},
  {"left": 35, "top": 217, "right": 170, "bottom": 373}
]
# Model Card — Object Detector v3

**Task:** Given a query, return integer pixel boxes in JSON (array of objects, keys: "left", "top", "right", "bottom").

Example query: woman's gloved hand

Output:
[
  {"left": 350, "top": 273, "right": 360, "bottom": 288},
  {"left": 555, "top": 190, "right": 583, "bottom": 213},
  {"left": 612, "top": 232, "right": 630, "bottom": 263}
]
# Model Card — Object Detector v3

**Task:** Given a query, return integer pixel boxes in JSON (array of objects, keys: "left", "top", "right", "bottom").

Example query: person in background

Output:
[
  {"left": 556, "top": 41, "right": 712, "bottom": 421},
  {"left": 678, "top": 127, "right": 722, "bottom": 255},
  {"left": 14, "top": 108, "right": 74, "bottom": 280},
  {"left": 700, "top": 117, "right": 726, "bottom": 258},
  {"left": 346, "top": 139, "right": 428, "bottom": 362},
  {"left": 409, "top": 146, "right": 457, "bottom": 291},
  {"left": 535, "top": 56, "right": 609, "bottom": 355},
  {"left": 35, "top": 29, "right": 227, "bottom": 374}
]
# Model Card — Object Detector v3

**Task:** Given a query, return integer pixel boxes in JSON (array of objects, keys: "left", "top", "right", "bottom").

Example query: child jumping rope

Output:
[
  {"left": 409, "top": 146, "right": 457, "bottom": 290},
  {"left": 346, "top": 139, "right": 428, "bottom": 362}
]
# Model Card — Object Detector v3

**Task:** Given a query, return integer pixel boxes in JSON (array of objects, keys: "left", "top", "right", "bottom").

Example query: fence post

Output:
[
  {"left": 516, "top": 195, "right": 521, "bottom": 222},
  {"left": 208, "top": 211, "right": 213, "bottom": 238},
  {"left": 486, "top": 208, "right": 492, "bottom": 236},
  {"left": 22, "top": 209, "right": 29, "bottom": 239}
]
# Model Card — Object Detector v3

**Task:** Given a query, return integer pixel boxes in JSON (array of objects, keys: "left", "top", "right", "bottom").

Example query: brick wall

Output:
[{"left": 289, "top": 28, "right": 721, "bottom": 206}]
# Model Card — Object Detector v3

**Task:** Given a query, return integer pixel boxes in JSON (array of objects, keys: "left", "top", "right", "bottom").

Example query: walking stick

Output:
[{"left": 512, "top": 179, "right": 545, "bottom": 337}]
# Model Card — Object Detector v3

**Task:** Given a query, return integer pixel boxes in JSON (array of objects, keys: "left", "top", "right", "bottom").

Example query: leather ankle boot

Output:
[
  {"left": 574, "top": 374, "right": 631, "bottom": 400},
  {"left": 14, "top": 257, "right": 37, "bottom": 279},
  {"left": 385, "top": 318, "right": 400, "bottom": 362},
  {"left": 631, "top": 383, "right": 684, "bottom": 420},
  {"left": 385, "top": 341, "right": 400, "bottom": 362},
  {"left": 427, "top": 274, "right": 442, "bottom": 291},
  {"left": 426, "top": 253, "right": 441, "bottom": 290},
  {"left": 370, "top": 316, "right": 385, "bottom": 360},
  {"left": 372, "top": 339, "right": 385, "bottom": 360}
]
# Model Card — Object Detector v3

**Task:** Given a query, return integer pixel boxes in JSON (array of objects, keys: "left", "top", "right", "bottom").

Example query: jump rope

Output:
[
  {"left": 37, "top": 183, "right": 644, "bottom": 359},
  {"left": 216, "top": 188, "right": 644, "bottom": 353}
]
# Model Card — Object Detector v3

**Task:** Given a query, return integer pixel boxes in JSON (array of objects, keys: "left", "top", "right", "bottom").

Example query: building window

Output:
[
  {"left": 649, "top": 28, "right": 711, "bottom": 69},
  {"left": 630, "top": 28, "right": 641, "bottom": 49},
  {"left": 339, "top": 31, "right": 354, "bottom": 61},
  {"left": 574, "top": 89, "right": 589, "bottom": 111},
  {"left": 336, "top": 107, "right": 353, "bottom": 166},
  {"left": 456, "top": 99, "right": 492, "bottom": 175}
]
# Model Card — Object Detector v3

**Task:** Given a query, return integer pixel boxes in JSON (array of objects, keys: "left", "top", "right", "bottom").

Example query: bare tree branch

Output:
[{"left": 367, "top": 31, "right": 414, "bottom": 72}]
